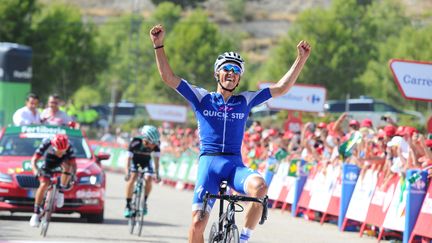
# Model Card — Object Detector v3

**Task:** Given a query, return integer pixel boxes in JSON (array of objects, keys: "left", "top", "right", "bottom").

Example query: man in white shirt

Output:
[
  {"left": 40, "top": 94, "right": 72, "bottom": 126},
  {"left": 13, "top": 93, "right": 41, "bottom": 126}
]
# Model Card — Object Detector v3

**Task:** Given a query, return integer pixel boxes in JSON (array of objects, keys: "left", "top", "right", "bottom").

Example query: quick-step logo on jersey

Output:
[
  {"left": 176, "top": 79, "right": 272, "bottom": 155},
  {"left": 202, "top": 106, "right": 246, "bottom": 121}
]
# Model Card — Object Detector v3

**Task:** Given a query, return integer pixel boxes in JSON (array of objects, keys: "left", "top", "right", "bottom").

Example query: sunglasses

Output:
[{"left": 222, "top": 64, "right": 242, "bottom": 74}]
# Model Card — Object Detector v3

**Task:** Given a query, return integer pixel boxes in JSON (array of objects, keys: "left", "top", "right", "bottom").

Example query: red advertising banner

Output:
[{"left": 361, "top": 174, "right": 399, "bottom": 231}]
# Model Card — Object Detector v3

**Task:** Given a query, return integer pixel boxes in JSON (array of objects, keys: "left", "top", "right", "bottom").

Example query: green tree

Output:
[
  {"left": 97, "top": 3, "right": 183, "bottom": 108},
  {"left": 122, "top": 2, "right": 182, "bottom": 103},
  {"left": 251, "top": 0, "right": 410, "bottom": 100},
  {"left": 225, "top": 0, "right": 246, "bottom": 22},
  {"left": 96, "top": 14, "right": 139, "bottom": 108},
  {"left": 0, "top": 0, "right": 39, "bottom": 44},
  {"left": 71, "top": 86, "right": 102, "bottom": 108},
  {"left": 149, "top": 2, "right": 182, "bottom": 30},
  {"left": 31, "top": 3, "right": 108, "bottom": 99},
  {"left": 359, "top": 25, "right": 432, "bottom": 110},
  {"left": 131, "top": 9, "right": 236, "bottom": 104}
]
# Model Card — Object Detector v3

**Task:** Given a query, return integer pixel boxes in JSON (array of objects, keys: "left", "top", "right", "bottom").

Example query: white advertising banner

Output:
[
  {"left": 259, "top": 83, "right": 326, "bottom": 112},
  {"left": 345, "top": 169, "right": 378, "bottom": 222},
  {"left": 389, "top": 59, "right": 432, "bottom": 102},
  {"left": 145, "top": 103, "right": 187, "bottom": 123}
]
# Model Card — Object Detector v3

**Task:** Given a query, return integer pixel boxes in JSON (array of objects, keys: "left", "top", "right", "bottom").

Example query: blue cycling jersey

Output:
[{"left": 176, "top": 79, "right": 272, "bottom": 156}]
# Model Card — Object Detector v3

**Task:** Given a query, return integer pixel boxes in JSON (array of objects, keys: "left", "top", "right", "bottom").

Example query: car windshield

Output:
[{"left": 0, "top": 134, "right": 92, "bottom": 158}]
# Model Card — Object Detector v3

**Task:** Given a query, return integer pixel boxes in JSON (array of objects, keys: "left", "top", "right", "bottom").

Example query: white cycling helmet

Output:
[
  {"left": 140, "top": 125, "right": 160, "bottom": 145},
  {"left": 214, "top": 52, "right": 245, "bottom": 76}
]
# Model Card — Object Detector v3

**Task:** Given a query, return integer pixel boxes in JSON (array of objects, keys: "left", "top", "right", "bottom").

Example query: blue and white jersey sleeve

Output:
[
  {"left": 176, "top": 79, "right": 209, "bottom": 110},
  {"left": 239, "top": 88, "right": 272, "bottom": 109}
]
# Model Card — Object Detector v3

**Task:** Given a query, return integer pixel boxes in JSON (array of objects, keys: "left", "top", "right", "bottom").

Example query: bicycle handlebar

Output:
[{"left": 199, "top": 192, "right": 268, "bottom": 225}]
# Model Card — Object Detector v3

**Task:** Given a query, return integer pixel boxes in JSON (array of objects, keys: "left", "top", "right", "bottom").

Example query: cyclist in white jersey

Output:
[{"left": 150, "top": 24, "right": 311, "bottom": 243}]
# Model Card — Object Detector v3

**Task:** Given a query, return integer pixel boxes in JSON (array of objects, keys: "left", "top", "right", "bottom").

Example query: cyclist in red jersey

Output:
[{"left": 29, "top": 134, "right": 77, "bottom": 227}]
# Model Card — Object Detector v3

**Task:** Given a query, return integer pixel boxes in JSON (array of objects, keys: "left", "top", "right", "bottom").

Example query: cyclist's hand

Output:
[
  {"left": 124, "top": 173, "right": 130, "bottom": 182},
  {"left": 150, "top": 24, "right": 165, "bottom": 46},
  {"left": 154, "top": 173, "right": 161, "bottom": 183},
  {"left": 297, "top": 40, "right": 311, "bottom": 60}
]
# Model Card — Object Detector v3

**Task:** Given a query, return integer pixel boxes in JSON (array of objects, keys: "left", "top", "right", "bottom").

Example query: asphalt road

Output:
[{"left": 0, "top": 171, "right": 381, "bottom": 243}]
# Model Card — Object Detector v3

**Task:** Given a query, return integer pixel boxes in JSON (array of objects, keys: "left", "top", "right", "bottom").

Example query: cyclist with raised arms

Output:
[
  {"left": 150, "top": 24, "right": 311, "bottom": 243},
  {"left": 123, "top": 125, "right": 161, "bottom": 218},
  {"left": 29, "top": 134, "right": 77, "bottom": 227}
]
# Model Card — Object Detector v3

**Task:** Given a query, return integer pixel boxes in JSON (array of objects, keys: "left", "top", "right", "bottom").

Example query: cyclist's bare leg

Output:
[
  {"left": 244, "top": 176, "right": 267, "bottom": 229},
  {"left": 144, "top": 175, "right": 152, "bottom": 199},
  {"left": 126, "top": 172, "right": 138, "bottom": 198},
  {"left": 60, "top": 163, "right": 72, "bottom": 187},
  {"left": 34, "top": 180, "right": 50, "bottom": 206},
  {"left": 189, "top": 210, "right": 209, "bottom": 243}
]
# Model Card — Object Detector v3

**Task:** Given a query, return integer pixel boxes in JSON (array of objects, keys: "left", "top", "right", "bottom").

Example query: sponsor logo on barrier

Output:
[
  {"left": 345, "top": 172, "right": 358, "bottom": 181},
  {"left": 411, "top": 180, "right": 426, "bottom": 192},
  {"left": 421, "top": 193, "right": 432, "bottom": 214},
  {"left": 76, "top": 190, "right": 101, "bottom": 198}
]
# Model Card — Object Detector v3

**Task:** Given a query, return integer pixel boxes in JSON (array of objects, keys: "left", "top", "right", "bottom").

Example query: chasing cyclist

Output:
[
  {"left": 29, "top": 134, "right": 77, "bottom": 227},
  {"left": 150, "top": 24, "right": 311, "bottom": 243},
  {"left": 123, "top": 125, "right": 161, "bottom": 218}
]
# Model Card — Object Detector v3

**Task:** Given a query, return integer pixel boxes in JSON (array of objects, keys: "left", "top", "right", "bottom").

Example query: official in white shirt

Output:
[
  {"left": 40, "top": 94, "right": 72, "bottom": 126},
  {"left": 13, "top": 93, "right": 41, "bottom": 126}
]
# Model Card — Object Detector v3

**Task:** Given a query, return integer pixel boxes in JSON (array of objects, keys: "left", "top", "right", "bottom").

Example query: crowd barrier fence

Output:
[{"left": 89, "top": 140, "right": 431, "bottom": 243}]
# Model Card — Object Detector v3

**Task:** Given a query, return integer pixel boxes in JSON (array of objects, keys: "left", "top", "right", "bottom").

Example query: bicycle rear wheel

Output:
[
  {"left": 208, "top": 222, "right": 219, "bottom": 243},
  {"left": 224, "top": 224, "right": 239, "bottom": 243},
  {"left": 40, "top": 188, "right": 56, "bottom": 237},
  {"left": 137, "top": 183, "right": 146, "bottom": 236}
]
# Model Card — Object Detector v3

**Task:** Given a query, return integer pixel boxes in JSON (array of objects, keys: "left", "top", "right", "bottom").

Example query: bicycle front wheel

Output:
[
  {"left": 224, "top": 224, "right": 239, "bottom": 243},
  {"left": 208, "top": 222, "right": 219, "bottom": 243},
  {"left": 128, "top": 189, "right": 140, "bottom": 234},
  {"left": 40, "top": 188, "right": 56, "bottom": 237},
  {"left": 137, "top": 183, "right": 146, "bottom": 236}
]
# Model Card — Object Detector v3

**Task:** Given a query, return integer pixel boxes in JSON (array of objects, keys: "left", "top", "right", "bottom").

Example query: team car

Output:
[{"left": 0, "top": 125, "right": 110, "bottom": 223}]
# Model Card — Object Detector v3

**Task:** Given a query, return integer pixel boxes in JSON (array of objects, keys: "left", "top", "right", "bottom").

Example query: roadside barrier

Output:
[{"left": 89, "top": 140, "right": 432, "bottom": 242}]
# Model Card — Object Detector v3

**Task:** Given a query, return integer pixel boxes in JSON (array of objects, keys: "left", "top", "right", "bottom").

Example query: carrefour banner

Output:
[
  {"left": 338, "top": 164, "right": 359, "bottom": 230},
  {"left": 259, "top": 82, "right": 326, "bottom": 112},
  {"left": 145, "top": 103, "right": 187, "bottom": 123},
  {"left": 403, "top": 170, "right": 428, "bottom": 243},
  {"left": 389, "top": 59, "right": 432, "bottom": 102}
]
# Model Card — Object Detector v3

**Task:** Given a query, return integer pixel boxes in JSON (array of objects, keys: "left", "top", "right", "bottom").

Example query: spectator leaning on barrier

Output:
[
  {"left": 40, "top": 94, "right": 72, "bottom": 126},
  {"left": 12, "top": 93, "right": 41, "bottom": 126}
]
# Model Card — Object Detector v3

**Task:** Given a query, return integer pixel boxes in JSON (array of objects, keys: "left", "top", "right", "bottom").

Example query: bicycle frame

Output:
[
  {"left": 128, "top": 166, "right": 147, "bottom": 236},
  {"left": 201, "top": 182, "right": 268, "bottom": 243},
  {"left": 40, "top": 172, "right": 62, "bottom": 237}
]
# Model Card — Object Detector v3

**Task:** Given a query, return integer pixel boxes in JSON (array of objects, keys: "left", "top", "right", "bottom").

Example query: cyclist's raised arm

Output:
[
  {"left": 150, "top": 24, "right": 181, "bottom": 89},
  {"left": 269, "top": 40, "right": 311, "bottom": 98}
]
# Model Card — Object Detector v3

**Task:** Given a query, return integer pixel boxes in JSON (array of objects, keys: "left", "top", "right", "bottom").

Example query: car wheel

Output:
[{"left": 82, "top": 210, "right": 104, "bottom": 223}]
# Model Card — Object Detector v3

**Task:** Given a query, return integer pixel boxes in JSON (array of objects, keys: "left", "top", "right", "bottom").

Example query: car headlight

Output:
[
  {"left": 78, "top": 174, "right": 102, "bottom": 185},
  {"left": 0, "top": 173, "right": 13, "bottom": 183}
]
